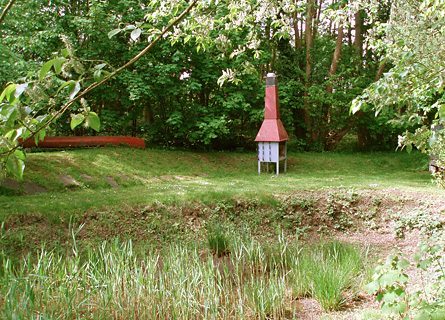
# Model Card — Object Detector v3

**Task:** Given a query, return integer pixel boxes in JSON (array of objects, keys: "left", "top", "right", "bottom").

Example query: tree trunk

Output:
[
  {"left": 303, "top": 0, "right": 315, "bottom": 139},
  {"left": 347, "top": 19, "right": 352, "bottom": 47},
  {"left": 325, "top": 119, "right": 355, "bottom": 151},
  {"left": 325, "top": 21, "right": 344, "bottom": 128},
  {"left": 352, "top": 10, "right": 372, "bottom": 149},
  {"left": 354, "top": 10, "right": 363, "bottom": 57},
  {"left": 355, "top": 111, "right": 372, "bottom": 148},
  {"left": 355, "top": 60, "right": 388, "bottom": 148},
  {"left": 313, "top": 0, "right": 322, "bottom": 39},
  {"left": 326, "top": 22, "right": 344, "bottom": 95},
  {"left": 293, "top": 11, "right": 302, "bottom": 49},
  {"left": 132, "top": 118, "right": 137, "bottom": 137},
  {"left": 323, "top": 19, "right": 346, "bottom": 151},
  {"left": 375, "top": 60, "right": 387, "bottom": 81},
  {"left": 143, "top": 101, "right": 155, "bottom": 125},
  {"left": 353, "top": 10, "right": 375, "bottom": 149}
]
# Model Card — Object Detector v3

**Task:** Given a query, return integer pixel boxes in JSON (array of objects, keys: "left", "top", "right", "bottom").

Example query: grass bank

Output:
[
  {"left": 0, "top": 147, "right": 440, "bottom": 319},
  {"left": 0, "top": 147, "right": 438, "bottom": 257},
  {"left": 0, "top": 147, "right": 434, "bottom": 217}
]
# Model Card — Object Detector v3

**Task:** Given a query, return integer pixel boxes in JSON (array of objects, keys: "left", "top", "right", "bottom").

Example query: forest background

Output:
[{"left": 1, "top": 0, "right": 442, "bottom": 177}]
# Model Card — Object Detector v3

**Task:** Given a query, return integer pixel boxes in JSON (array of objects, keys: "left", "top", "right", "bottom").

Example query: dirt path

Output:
[{"left": 297, "top": 188, "right": 445, "bottom": 319}]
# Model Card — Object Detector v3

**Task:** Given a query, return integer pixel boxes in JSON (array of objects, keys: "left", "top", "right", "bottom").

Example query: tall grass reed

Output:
[{"left": 0, "top": 229, "right": 369, "bottom": 318}]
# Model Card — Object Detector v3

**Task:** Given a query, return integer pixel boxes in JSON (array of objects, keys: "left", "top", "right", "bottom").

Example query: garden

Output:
[
  {"left": 2, "top": 0, "right": 445, "bottom": 318},
  {"left": 1, "top": 147, "right": 444, "bottom": 319}
]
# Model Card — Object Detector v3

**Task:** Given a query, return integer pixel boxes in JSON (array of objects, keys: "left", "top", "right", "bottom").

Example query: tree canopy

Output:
[
  {"left": 0, "top": 0, "right": 431, "bottom": 179},
  {"left": 352, "top": 0, "right": 445, "bottom": 184}
]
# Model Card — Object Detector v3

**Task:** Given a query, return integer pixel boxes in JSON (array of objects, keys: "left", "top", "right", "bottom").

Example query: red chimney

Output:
[
  {"left": 255, "top": 73, "right": 289, "bottom": 174},
  {"left": 255, "top": 73, "right": 289, "bottom": 142}
]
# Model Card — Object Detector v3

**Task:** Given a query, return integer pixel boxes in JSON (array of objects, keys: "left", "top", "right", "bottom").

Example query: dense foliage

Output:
[
  {"left": 353, "top": 0, "right": 445, "bottom": 184},
  {"left": 0, "top": 0, "right": 426, "bottom": 177}
]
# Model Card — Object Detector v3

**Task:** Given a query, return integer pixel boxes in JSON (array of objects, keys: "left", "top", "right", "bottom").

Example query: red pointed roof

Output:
[
  {"left": 255, "top": 73, "right": 289, "bottom": 142},
  {"left": 255, "top": 119, "right": 289, "bottom": 142}
]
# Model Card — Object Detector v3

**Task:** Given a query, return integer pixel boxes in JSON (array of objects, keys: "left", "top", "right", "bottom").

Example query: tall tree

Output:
[
  {"left": 304, "top": 0, "right": 315, "bottom": 140},
  {"left": 353, "top": 0, "right": 445, "bottom": 182}
]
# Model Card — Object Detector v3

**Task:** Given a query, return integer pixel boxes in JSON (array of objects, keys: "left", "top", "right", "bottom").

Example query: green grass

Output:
[
  {"left": 206, "top": 221, "right": 231, "bottom": 256},
  {"left": 0, "top": 147, "right": 436, "bottom": 217},
  {"left": 304, "top": 241, "right": 368, "bottom": 311}
]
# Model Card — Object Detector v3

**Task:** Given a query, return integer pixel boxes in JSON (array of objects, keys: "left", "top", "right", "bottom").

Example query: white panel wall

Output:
[{"left": 258, "top": 142, "right": 279, "bottom": 162}]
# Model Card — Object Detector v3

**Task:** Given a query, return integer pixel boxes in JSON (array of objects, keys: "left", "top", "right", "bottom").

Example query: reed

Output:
[{"left": 0, "top": 232, "right": 370, "bottom": 319}]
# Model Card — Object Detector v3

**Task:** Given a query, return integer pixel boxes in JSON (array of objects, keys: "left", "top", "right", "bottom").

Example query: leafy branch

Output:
[
  {"left": 0, "top": 0, "right": 198, "bottom": 179},
  {"left": 0, "top": 0, "right": 17, "bottom": 25}
]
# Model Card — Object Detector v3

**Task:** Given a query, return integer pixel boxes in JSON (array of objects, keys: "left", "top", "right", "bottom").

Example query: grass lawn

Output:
[{"left": 0, "top": 147, "right": 435, "bottom": 217}]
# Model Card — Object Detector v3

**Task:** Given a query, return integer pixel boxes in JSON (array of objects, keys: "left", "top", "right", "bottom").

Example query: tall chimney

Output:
[
  {"left": 255, "top": 73, "right": 289, "bottom": 174},
  {"left": 255, "top": 73, "right": 289, "bottom": 142}
]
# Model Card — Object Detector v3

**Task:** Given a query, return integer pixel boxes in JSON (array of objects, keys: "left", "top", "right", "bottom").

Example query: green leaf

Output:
[
  {"left": 14, "top": 83, "right": 28, "bottom": 99},
  {"left": 406, "top": 143, "right": 413, "bottom": 153},
  {"left": 431, "top": 244, "right": 442, "bottom": 254},
  {"left": 94, "top": 69, "right": 104, "bottom": 83},
  {"left": 365, "top": 280, "right": 380, "bottom": 294},
  {"left": 70, "top": 114, "right": 85, "bottom": 130},
  {"left": 438, "top": 104, "right": 445, "bottom": 119},
  {"left": 6, "top": 155, "right": 25, "bottom": 180},
  {"left": 383, "top": 291, "right": 396, "bottom": 304},
  {"left": 130, "top": 28, "right": 142, "bottom": 41},
  {"left": 173, "top": 5, "right": 179, "bottom": 15},
  {"left": 394, "top": 287, "right": 405, "bottom": 297},
  {"left": 419, "top": 258, "right": 433, "bottom": 271},
  {"left": 376, "top": 291, "right": 384, "bottom": 302},
  {"left": 431, "top": 310, "right": 445, "bottom": 320},
  {"left": 95, "top": 63, "right": 107, "bottom": 70},
  {"left": 87, "top": 112, "right": 100, "bottom": 131},
  {"left": 414, "top": 252, "right": 422, "bottom": 263},
  {"left": 419, "top": 244, "right": 430, "bottom": 254},
  {"left": 5, "top": 129, "right": 15, "bottom": 140},
  {"left": 53, "top": 58, "right": 66, "bottom": 74},
  {"left": 379, "top": 270, "right": 406, "bottom": 287},
  {"left": 414, "top": 310, "right": 432, "bottom": 320},
  {"left": 61, "top": 48, "right": 70, "bottom": 57},
  {"left": 0, "top": 104, "right": 11, "bottom": 116},
  {"left": 35, "top": 129, "right": 46, "bottom": 145},
  {"left": 68, "top": 81, "right": 81, "bottom": 99},
  {"left": 5, "top": 107, "right": 18, "bottom": 127},
  {"left": 351, "top": 99, "right": 365, "bottom": 114},
  {"left": 108, "top": 28, "right": 122, "bottom": 38},
  {"left": 0, "top": 84, "right": 17, "bottom": 103},
  {"left": 56, "top": 80, "right": 75, "bottom": 94},
  {"left": 392, "top": 302, "right": 407, "bottom": 315},
  {"left": 397, "top": 259, "right": 410, "bottom": 270},
  {"left": 377, "top": 85, "right": 386, "bottom": 95},
  {"left": 14, "top": 150, "right": 26, "bottom": 160},
  {"left": 40, "top": 59, "right": 56, "bottom": 82},
  {"left": 9, "top": 128, "right": 23, "bottom": 141}
]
